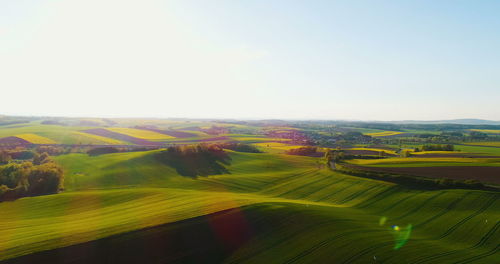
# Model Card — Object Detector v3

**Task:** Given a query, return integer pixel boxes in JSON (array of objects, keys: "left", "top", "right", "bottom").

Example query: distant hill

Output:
[{"left": 389, "top": 119, "right": 500, "bottom": 125}]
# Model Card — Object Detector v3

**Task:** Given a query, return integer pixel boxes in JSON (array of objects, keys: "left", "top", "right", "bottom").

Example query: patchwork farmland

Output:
[{"left": 0, "top": 118, "right": 499, "bottom": 263}]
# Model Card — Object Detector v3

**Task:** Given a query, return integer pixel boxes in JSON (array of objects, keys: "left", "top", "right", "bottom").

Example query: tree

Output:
[
  {"left": 0, "top": 151, "right": 11, "bottom": 164},
  {"left": 324, "top": 149, "right": 332, "bottom": 163},
  {"left": 333, "top": 150, "right": 344, "bottom": 161},
  {"left": 33, "top": 152, "right": 51, "bottom": 165},
  {"left": 400, "top": 149, "right": 411, "bottom": 158}
]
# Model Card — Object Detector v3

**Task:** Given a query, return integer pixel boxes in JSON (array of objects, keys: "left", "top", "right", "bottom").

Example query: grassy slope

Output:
[{"left": 1, "top": 150, "right": 499, "bottom": 263}]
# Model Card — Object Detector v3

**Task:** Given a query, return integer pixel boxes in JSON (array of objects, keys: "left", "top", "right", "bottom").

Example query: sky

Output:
[{"left": 1, "top": 0, "right": 499, "bottom": 121}]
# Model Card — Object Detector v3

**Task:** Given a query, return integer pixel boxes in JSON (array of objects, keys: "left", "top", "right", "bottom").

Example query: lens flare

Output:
[{"left": 392, "top": 224, "right": 412, "bottom": 250}]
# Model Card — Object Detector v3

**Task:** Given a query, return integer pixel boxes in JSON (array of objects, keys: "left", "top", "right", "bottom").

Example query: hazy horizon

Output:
[
  {"left": 2, "top": 113, "right": 500, "bottom": 123},
  {"left": 2, "top": 0, "right": 499, "bottom": 120}
]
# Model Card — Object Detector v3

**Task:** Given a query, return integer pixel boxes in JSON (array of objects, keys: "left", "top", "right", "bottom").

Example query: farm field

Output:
[
  {"left": 365, "top": 131, "right": 404, "bottom": 137},
  {"left": 1, "top": 149, "right": 499, "bottom": 263},
  {"left": 346, "top": 147, "right": 397, "bottom": 156},
  {"left": 344, "top": 156, "right": 500, "bottom": 185},
  {"left": 0, "top": 124, "right": 124, "bottom": 145},
  {"left": 0, "top": 122, "right": 296, "bottom": 146},
  {"left": 455, "top": 145, "right": 500, "bottom": 156},
  {"left": 106, "top": 127, "right": 175, "bottom": 140},
  {"left": 15, "top": 133, "right": 56, "bottom": 144},
  {"left": 347, "top": 157, "right": 500, "bottom": 167},
  {"left": 0, "top": 118, "right": 499, "bottom": 263},
  {"left": 464, "top": 142, "right": 500, "bottom": 147},
  {"left": 470, "top": 129, "right": 500, "bottom": 134}
]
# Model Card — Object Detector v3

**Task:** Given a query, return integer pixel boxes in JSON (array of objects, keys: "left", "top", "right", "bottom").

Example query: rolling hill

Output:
[{"left": 0, "top": 150, "right": 498, "bottom": 263}]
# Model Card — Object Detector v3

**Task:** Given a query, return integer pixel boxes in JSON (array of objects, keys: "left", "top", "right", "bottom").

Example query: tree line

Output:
[
  {"left": 419, "top": 144, "right": 454, "bottom": 151},
  {"left": 0, "top": 152, "right": 64, "bottom": 201},
  {"left": 155, "top": 144, "right": 232, "bottom": 178}
]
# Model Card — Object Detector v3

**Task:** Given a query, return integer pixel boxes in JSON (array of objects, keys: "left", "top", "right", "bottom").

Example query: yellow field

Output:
[
  {"left": 106, "top": 128, "right": 174, "bottom": 140},
  {"left": 73, "top": 131, "right": 125, "bottom": 145},
  {"left": 365, "top": 131, "right": 403, "bottom": 137},
  {"left": 470, "top": 129, "right": 500, "bottom": 134},
  {"left": 347, "top": 147, "right": 397, "bottom": 155},
  {"left": 464, "top": 141, "right": 500, "bottom": 147},
  {"left": 412, "top": 151, "right": 460, "bottom": 155},
  {"left": 15, "top": 133, "right": 56, "bottom": 144}
]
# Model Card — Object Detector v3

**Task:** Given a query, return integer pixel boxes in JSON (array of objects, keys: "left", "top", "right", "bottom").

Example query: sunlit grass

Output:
[{"left": 1, "top": 149, "right": 499, "bottom": 263}]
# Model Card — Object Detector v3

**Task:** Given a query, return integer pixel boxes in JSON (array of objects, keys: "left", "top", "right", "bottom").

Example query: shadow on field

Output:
[{"left": 1, "top": 207, "right": 255, "bottom": 264}]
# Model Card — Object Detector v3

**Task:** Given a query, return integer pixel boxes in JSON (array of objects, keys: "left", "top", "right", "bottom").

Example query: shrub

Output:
[
  {"left": 87, "top": 147, "right": 120, "bottom": 156},
  {"left": 421, "top": 144, "right": 454, "bottom": 151},
  {"left": 35, "top": 146, "right": 67, "bottom": 156},
  {"left": 33, "top": 152, "right": 52, "bottom": 165},
  {"left": 286, "top": 146, "right": 318, "bottom": 156},
  {"left": 9, "top": 150, "right": 36, "bottom": 160}
]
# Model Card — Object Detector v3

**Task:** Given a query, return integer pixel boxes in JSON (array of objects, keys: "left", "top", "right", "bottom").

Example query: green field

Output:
[
  {"left": 464, "top": 142, "right": 500, "bottom": 147},
  {"left": 1, "top": 150, "right": 498, "bottom": 263},
  {"left": 456, "top": 145, "right": 500, "bottom": 156}
]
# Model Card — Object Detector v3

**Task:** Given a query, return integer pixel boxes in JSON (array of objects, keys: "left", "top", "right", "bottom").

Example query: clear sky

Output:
[{"left": 1, "top": 0, "right": 499, "bottom": 120}]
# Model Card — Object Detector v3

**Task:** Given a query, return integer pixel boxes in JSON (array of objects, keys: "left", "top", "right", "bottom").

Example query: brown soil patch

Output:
[
  {"left": 413, "top": 153, "right": 500, "bottom": 158},
  {"left": 0, "top": 136, "right": 31, "bottom": 146},
  {"left": 351, "top": 165, "right": 500, "bottom": 185},
  {"left": 135, "top": 126, "right": 197, "bottom": 138}
]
